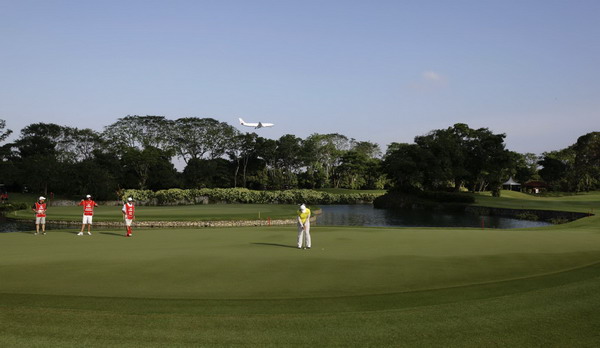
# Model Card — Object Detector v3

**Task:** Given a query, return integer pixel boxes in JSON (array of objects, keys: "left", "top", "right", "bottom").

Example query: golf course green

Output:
[{"left": 1, "top": 191, "right": 600, "bottom": 346}]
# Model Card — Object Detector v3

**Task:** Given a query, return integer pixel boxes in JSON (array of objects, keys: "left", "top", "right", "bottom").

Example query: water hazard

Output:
[
  {"left": 1, "top": 204, "right": 551, "bottom": 232},
  {"left": 316, "top": 204, "right": 551, "bottom": 229}
]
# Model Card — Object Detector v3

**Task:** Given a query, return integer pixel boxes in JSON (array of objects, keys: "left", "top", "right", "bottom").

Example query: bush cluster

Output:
[
  {"left": 0, "top": 202, "right": 29, "bottom": 213},
  {"left": 515, "top": 212, "right": 539, "bottom": 221},
  {"left": 120, "top": 188, "right": 380, "bottom": 205}
]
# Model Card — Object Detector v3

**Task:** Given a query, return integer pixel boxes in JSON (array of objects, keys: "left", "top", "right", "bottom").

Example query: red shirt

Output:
[
  {"left": 34, "top": 202, "right": 47, "bottom": 217},
  {"left": 79, "top": 199, "right": 98, "bottom": 216},
  {"left": 123, "top": 203, "right": 135, "bottom": 220}
]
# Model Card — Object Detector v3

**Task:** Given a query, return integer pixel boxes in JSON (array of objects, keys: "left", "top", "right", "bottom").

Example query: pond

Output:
[
  {"left": 315, "top": 204, "right": 551, "bottom": 229},
  {"left": 1, "top": 204, "right": 551, "bottom": 232}
]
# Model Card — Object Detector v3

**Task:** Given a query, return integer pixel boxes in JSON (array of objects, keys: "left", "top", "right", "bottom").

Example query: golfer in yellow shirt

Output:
[{"left": 297, "top": 204, "right": 311, "bottom": 249}]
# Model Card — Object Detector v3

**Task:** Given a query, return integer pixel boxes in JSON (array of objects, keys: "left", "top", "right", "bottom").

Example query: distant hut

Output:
[
  {"left": 524, "top": 181, "right": 548, "bottom": 194},
  {"left": 502, "top": 177, "right": 521, "bottom": 191}
]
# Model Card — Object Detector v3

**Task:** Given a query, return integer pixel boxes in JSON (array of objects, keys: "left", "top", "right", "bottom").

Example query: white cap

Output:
[
  {"left": 300, "top": 204, "right": 306, "bottom": 212},
  {"left": 127, "top": 197, "right": 133, "bottom": 201},
  {"left": 39, "top": 196, "right": 46, "bottom": 200},
  {"left": 86, "top": 194, "right": 91, "bottom": 198}
]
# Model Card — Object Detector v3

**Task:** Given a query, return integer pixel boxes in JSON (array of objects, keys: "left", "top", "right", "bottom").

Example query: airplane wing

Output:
[{"left": 258, "top": 122, "right": 274, "bottom": 128}]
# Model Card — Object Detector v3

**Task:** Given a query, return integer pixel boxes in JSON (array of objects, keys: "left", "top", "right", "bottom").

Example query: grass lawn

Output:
[
  {"left": 1, "top": 192, "right": 600, "bottom": 346},
  {"left": 8, "top": 204, "right": 301, "bottom": 222},
  {"left": 475, "top": 190, "right": 600, "bottom": 214}
]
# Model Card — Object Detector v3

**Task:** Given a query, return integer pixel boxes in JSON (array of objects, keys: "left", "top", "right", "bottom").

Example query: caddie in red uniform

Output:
[
  {"left": 78, "top": 194, "right": 98, "bottom": 236},
  {"left": 32, "top": 196, "right": 47, "bottom": 235},
  {"left": 122, "top": 197, "right": 135, "bottom": 237}
]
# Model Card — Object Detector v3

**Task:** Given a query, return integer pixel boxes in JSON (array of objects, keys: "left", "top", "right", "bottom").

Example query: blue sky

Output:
[{"left": 1, "top": 0, "right": 599, "bottom": 155}]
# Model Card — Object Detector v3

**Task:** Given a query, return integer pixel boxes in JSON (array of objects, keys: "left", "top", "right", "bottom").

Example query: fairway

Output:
[{"left": 2, "top": 193, "right": 600, "bottom": 346}]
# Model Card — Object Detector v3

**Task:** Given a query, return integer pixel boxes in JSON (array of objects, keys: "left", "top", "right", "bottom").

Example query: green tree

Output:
[
  {"left": 539, "top": 148, "right": 575, "bottom": 191},
  {"left": 508, "top": 152, "right": 540, "bottom": 184},
  {"left": 228, "top": 132, "right": 259, "bottom": 188},
  {"left": 103, "top": 115, "right": 173, "bottom": 151},
  {"left": 303, "top": 133, "right": 351, "bottom": 188},
  {"left": 171, "top": 117, "right": 239, "bottom": 163},
  {"left": 572, "top": 132, "right": 600, "bottom": 191},
  {"left": 383, "top": 143, "right": 431, "bottom": 191},
  {"left": 0, "top": 119, "right": 12, "bottom": 143},
  {"left": 121, "top": 146, "right": 177, "bottom": 189},
  {"left": 275, "top": 134, "right": 302, "bottom": 189},
  {"left": 337, "top": 141, "right": 383, "bottom": 189},
  {"left": 183, "top": 158, "right": 232, "bottom": 188}
]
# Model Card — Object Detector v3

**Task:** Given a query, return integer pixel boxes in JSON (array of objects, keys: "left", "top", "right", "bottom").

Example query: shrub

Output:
[
  {"left": 515, "top": 212, "right": 539, "bottom": 221},
  {"left": 0, "top": 202, "right": 29, "bottom": 213},
  {"left": 119, "top": 188, "right": 381, "bottom": 205}
]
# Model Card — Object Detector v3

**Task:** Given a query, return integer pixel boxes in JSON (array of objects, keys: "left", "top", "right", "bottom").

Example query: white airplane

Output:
[{"left": 238, "top": 118, "right": 274, "bottom": 129}]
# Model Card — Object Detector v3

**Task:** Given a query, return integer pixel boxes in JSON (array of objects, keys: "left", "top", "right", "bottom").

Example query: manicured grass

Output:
[
  {"left": 8, "top": 204, "right": 301, "bottom": 222},
  {"left": 475, "top": 190, "right": 600, "bottom": 214},
  {"left": 2, "top": 192, "right": 71, "bottom": 204},
  {"left": 1, "top": 191, "right": 600, "bottom": 346}
]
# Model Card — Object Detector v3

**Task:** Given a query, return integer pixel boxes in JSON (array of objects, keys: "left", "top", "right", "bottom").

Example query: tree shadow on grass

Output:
[{"left": 251, "top": 242, "right": 297, "bottom": 249}]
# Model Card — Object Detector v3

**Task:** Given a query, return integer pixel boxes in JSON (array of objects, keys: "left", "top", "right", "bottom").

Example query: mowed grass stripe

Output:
[
  {"left": 1, "top": 268, "right": 600, "bottom": 347},
  {"left": 2, "top": 221, "right": 600, "bottom": 299}
]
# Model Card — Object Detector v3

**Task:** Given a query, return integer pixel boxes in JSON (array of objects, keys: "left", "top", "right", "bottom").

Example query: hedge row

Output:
[
  {"left": 120, "top": 188, "right": 381, "bottom": 205},
  {"left": 0, "top": 202, "right": 29, "bottom": 213}
]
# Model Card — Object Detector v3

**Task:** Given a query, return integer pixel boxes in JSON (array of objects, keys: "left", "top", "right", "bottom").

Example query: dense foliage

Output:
[
  {"left": 120, "top": 188, "right": 380, "bottom": 205},
  {"left": 382, "top": 123, "right": 600, "bottom": 194},
  {"left": 0, "top": 116, "right": 386, "bottom": 199},
  {"left": 538, "top": 132, "right": 600, "bottom": 191},
  {"left": 0, "top": 117, "right": 597, "bottom": 200}
]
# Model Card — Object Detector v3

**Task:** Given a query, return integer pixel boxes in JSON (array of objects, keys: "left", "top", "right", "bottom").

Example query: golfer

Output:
[
  {"left": 78, "top": 194, "right": 98, "bottom": 236},
  {"left": 122, "top": 197, "right": 135, "bottom": 237},
  {"left": 32, "top": 196, "right": 47, "bottom": 235},
  {"left": 297, "top": 204, "right": 311, "bottom": 249}
]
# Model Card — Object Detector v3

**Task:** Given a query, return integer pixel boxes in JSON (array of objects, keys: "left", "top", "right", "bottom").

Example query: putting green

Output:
[
  {"left": 2, "top": 221, "right": 600, "bottom": 300},
  {"left": 2, "top": 192, "right": 600, "bottom": 346}
]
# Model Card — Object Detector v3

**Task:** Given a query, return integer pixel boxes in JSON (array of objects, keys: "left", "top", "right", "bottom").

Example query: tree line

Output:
[{"left": 0, "top": 116, "right": 598, "bottom": 200}]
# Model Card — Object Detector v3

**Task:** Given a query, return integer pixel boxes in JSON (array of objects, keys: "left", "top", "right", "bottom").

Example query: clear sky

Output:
[{"left": 1, "top": 0, "right": 599, "bottom": 155}]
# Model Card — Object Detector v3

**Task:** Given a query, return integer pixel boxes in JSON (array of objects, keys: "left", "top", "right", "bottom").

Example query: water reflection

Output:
[
  {"left": 1, "top": 204, "right": 552, "bottom": 232},
  {"left": 0, "top": 217, "right": 112, "bottom": 233},
  {"left": 316, "top": 204, "right": 551, "bottom": 229}
]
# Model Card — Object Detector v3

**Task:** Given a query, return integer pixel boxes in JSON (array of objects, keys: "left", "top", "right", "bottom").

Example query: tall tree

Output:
[
  {"left": 171, "top": 117, "right": 239, "bottom": 163},
  {"left": 383, "top": 143, "right": 432, "bottom": 191},
  {"left": 539, "top": 148, "right": 575, "bottom": 191},
  {"left": 303, "top": 133, "right": 351, "bottom": 188},
  {"left": 103, "top": 115, "right": 173, "bottom": 151},
  {"left": 572, "top": 132, "right": 600, "bottom": 191},
  {"left": 275, "top": 134, "right": 303, "bottom": 189},
  {"left": 121, "top": 146, "right": 177, "bottom": 189},
  {"left": 228, "top": 132, "right": 259, "bottom": 188},
  {"left": 0, "top": 119, "right": 12, "bottom": 143},
  {"left": 338, "top": 141, "right": 383, "bottom": 189}
]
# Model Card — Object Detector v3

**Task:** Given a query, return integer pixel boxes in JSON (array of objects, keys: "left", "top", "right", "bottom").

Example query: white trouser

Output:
[{"left": 297, "top": 221, "right": 311, "bottom": 248}]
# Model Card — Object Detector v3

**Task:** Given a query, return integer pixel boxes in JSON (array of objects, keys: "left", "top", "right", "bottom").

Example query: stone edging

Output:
[{"left": 24, "top": 216, "right": 317, "bottom": 228}]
